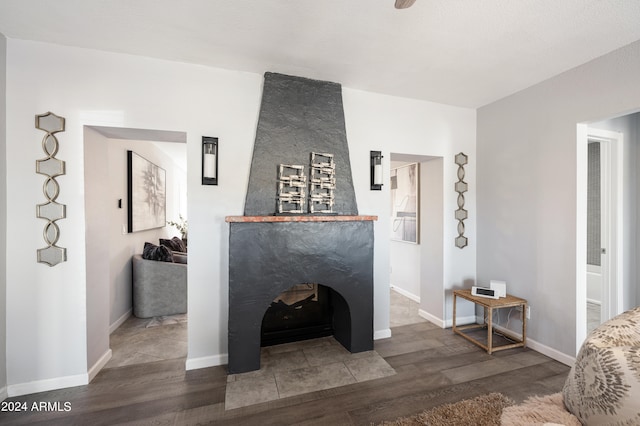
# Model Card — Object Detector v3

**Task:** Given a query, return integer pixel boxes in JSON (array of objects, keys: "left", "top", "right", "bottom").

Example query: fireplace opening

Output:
[{"left": 261, "top": 284, "right": 334, "bottom": 347}]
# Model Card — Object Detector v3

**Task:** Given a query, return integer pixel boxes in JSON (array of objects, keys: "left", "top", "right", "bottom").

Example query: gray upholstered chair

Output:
[{"left": 132, "top": 254, "right": 187, "bottom": 318}]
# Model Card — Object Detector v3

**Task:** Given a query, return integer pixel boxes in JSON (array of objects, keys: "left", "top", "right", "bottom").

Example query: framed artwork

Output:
[
  {"left": 127, "top": 150, "right": 166, "bottom": 233},
  {"left": 391, "top": 162, "right": 419, "bottom": 243}
]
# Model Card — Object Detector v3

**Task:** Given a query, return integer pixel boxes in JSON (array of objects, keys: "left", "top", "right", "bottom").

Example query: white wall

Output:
[
  {"left": 4, "top": 39, "right": 476, "bottom": 394},
  {"left": 343, "top": 89, "right": 477, "bottom": 334},
  {"left": 5, "top": 39, "right": 263, "bottom": 394},
  {"left": 420, "top": 158, "right": 445, "bottom": 322},
  {"left": 83, "top": 127, "right": 111, "bottom": 375},
  {"left": 477, "top": 40, "right": 640, "bottom": 361},
  {"left": 0, "top": 32, "right": 7, "bottom": 400}
]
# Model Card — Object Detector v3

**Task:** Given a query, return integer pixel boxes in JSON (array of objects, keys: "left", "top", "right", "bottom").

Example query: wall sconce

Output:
[
  {"left": 370, "top": 150, "right": 383, "bottom": 190},
  {"left": 202, "top": 136, "right": 218, "bottom": 185}
]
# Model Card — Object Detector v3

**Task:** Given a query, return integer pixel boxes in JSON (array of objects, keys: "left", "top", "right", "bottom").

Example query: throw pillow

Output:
[
  {"left": 562, "top": 306, "right": 640, "bottom": 425},
  {"left": 142, "top": 242, "right": 174, "bottom": 262},
  {"left": 171, "top": 236, "right": 187, "bottom": 253},
  {"left": 160, "top": 237, "right": 187, "bottom": 253}
]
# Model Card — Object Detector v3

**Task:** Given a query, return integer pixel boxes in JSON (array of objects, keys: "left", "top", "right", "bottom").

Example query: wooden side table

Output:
[{"left": 452, "top": 289, "right": 527, "bottom": 354}]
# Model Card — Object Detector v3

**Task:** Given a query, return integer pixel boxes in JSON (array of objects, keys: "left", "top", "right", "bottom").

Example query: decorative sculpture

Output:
[
  {"left": 35, "top": 111, "right": 67, "bottom": 266},
  {"left": 309, "top": 152, "right": 335, "bottom": 214},
  {"left": 277, "top": 164, "right": 307, "bottom": 214}
]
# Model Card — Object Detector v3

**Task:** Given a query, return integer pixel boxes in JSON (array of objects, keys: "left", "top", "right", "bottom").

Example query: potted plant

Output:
[{"left": 167, "top": 214, "right": 188, "bottom": 246}]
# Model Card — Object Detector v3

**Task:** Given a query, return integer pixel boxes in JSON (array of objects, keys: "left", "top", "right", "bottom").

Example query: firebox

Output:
[{"left": 261, "top": 284, "right": 333, "bottom": 347}]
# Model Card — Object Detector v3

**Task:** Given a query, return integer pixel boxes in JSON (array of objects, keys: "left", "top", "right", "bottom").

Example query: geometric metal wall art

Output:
[
  {"left": 276, "top": 152, "right": 336, "bottom": 215},
  {"left": 454, "top": 152, "right": 468, "bottom": 249},
  {"left": 35, "top": 111, "right": 67, "bottom": 266},
  {"left": 309, "top": 152, "right": 335, "bottom": 214},
  {"left": 277, "top": 164, "right": 307, "bottom": 214}
]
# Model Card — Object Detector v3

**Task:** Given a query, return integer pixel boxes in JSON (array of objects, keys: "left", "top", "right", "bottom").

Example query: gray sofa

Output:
[{"left": 132, "top": 254, "right": 187, "bottom": 318}]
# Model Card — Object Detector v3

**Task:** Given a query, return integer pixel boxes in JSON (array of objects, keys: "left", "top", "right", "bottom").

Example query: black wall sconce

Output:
[
  {"left": 370, "top": 150, "right": 383, "bottom": 190},
  {"left": 202, "top": 136, "right": 218, "bottom": 185}
]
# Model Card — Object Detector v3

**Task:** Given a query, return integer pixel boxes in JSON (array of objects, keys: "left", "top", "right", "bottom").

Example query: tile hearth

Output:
[
  {"left": 107, "top": 289, "right": 424, "bottom": 410},
  {"left": 224, "top": 336, "right": 396, "bottom": 410}
]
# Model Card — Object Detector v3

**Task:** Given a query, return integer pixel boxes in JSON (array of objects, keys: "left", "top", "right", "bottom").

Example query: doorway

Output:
[
  {"left": 585, "top": 131, "right": 621, "bottom": 334},
  {"left": 389, "top": 153, "right": 444, "bottom": 326},
  {"left": 577, "top": 112, "right": 639, "bottom": 351},
  {"left": 84, "top": 125, "right": 188, "bottom": 376}
]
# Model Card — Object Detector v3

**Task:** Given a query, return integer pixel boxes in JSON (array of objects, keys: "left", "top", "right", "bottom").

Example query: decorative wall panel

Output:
[
  {"left": 35, "top": 111, "right": 67, "bottom": 266},
  {"left": 454, "top": 152, "right": 468, "bottom": 249}
]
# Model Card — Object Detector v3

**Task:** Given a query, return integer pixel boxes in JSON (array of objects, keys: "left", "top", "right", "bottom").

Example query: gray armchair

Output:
[{"left": 132, "top": 254, "right": 187, "bottom": 318}]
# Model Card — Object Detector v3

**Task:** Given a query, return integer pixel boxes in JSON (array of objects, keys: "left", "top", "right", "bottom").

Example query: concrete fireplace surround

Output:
[
  {"left": 226, "top": 72, "right": 376, "bottom": 374},
  {"left": 227, "top": 215, "right": 376, "bottom": 374}
]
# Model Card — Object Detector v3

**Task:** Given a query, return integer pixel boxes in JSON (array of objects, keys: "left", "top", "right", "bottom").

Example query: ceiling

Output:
[{"left": 1, "top": 0, "right": 639, "bottom": 108}]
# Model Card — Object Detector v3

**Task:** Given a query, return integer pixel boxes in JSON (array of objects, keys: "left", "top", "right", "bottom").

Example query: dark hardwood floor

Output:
[{"left": 0, "top": 322, "right": 570, "bottom": 425}]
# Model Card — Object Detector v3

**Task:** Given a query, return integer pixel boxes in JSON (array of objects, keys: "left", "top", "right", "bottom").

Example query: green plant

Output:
[{"left": 167, "top": 214, "right": 188, "bottom": 240}]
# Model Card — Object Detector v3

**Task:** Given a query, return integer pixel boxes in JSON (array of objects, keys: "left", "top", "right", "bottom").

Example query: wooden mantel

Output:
[{"left": 225, "top": 215, "right": 378, "bottom": 223}]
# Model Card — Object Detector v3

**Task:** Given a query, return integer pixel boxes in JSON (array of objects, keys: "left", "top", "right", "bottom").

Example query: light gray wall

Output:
[
  {"left": 477, "top": 40, "right": 640, "bottom": 359},
  {"left": 0, "top": 32, "right": 7, "bottom": 400}
]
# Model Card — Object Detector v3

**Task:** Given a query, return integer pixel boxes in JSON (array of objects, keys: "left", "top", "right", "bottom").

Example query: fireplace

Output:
[
  {"left": 226, "top": 72, "right": 376, "bottom": 374},
  {"left": 226, "top": 216, "right": 375, "bottom": 373}
]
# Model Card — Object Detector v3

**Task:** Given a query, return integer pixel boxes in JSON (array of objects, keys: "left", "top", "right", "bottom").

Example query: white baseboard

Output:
[
  {"left": 0, "top": 386, "right": 7, "bottom": 402},
  {"left": 374, "top": 328, "right": 392, "bottom": 340},
  {"left": 390, "top": 285, "right": 420, "bottom": 303},
  {"left": 527, "top": 338, "right": 575, "bottom": 366},
  {"left": 88, "top": 349, "right": 112, "bottom": 382},
  {"left": 185, "top": 353, "right": 228, "bottom": 371},
  {"left": 110, "top": 309, "right": 132, "bottom": 334},
  {"left": 491, "top": 323, "right": 575, "bottom": 367},
  {"left": 7, "top": 373, "right": 88, "bottom": 397},
  {"left": 418, "top": 309, "right": 445, "bottom": 328},
  {"left": 418, "top": 309, "right": 477, "bottom": 329},
  {"left": 586, "top": 298, "right": 602, "bottom": 306}
]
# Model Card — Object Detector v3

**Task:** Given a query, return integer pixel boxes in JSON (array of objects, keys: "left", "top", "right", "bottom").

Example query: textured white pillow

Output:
[{"left": 563, "top": 306, "right": 640, "bottom": 425}]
